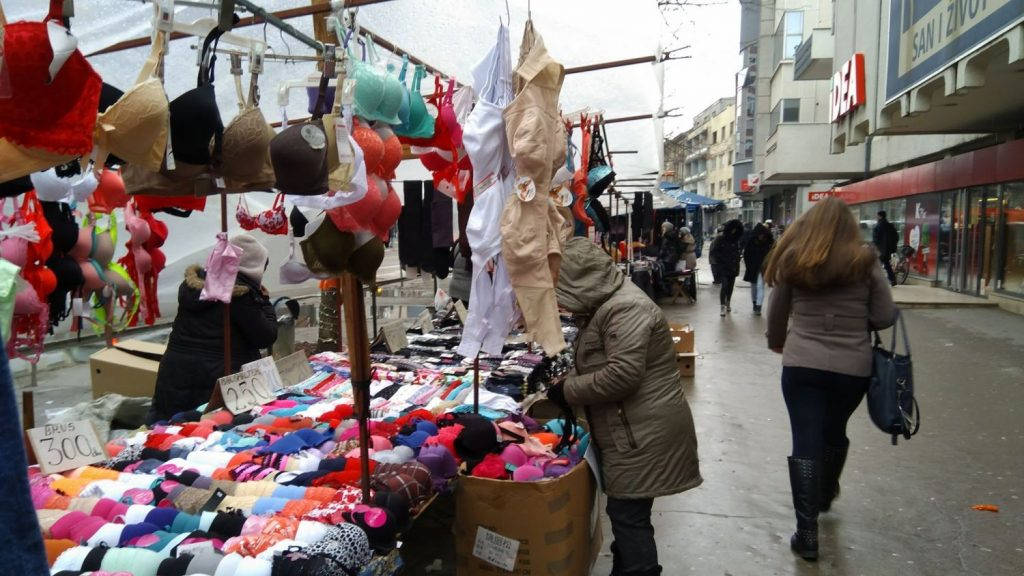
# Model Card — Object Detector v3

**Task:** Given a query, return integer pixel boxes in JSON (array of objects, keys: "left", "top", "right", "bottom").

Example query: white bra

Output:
[{"left": 30, "top": 167, "right": 98, "bottom": 203}]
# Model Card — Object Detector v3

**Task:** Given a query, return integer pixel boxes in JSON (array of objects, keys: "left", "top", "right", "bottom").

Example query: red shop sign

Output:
[{"left": 830, "top": 53, "right": 866, "bottom": 123}]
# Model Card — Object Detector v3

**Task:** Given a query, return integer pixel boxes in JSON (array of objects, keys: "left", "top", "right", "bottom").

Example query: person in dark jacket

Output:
[
  {"left": 743, "top": 223, "right": 775, "bottom": 315},
  {"left": 872, "top": 210, "right": 899, "bottom": 286},
  {"left": 658, "top": 221, "right": 684, "bottom": 271},
  {"left": 709, "top": 219, "right": 744, "bottom": 316},
  {"left": 149, "top": 234, "right": 278, "bottom": 422},
  {"left": 764, "top": 198, "right": 895, "bottom": 561}
]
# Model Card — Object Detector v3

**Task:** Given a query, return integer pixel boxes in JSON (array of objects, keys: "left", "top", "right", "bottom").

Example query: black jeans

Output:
[
  {"left": 607, "top": 497, "right": 660, "bottom": 574},
  {"left": 781, "top": 366, "right": 869, "bottom": 458},
  {"left": 880, "top": 254, "right": 896, "bottom": 285},
  {"left": 719, "top": 275, "right": 736, "bottom": 306}
]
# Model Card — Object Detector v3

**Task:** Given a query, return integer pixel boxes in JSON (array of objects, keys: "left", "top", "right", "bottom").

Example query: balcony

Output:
[
  {"left": 683, "top": 171, "right": 707, "bottom": 185},
  {"left": 793, "top": 29, "right": 833, "bottom": 81},
  {"left": 763, "top": 123, "right": 863, "bottom": 181},
  {"left": 684, "top": 146, "right": 709, "bottom": 162}
]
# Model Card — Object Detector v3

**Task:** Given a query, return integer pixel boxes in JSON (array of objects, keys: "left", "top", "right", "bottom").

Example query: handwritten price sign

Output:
[
  {"left": 27, "top": 421, "right": 106, "bottom": 474},
  {"left": 217, "top": 368, "right": 276, "bottom": 414}
]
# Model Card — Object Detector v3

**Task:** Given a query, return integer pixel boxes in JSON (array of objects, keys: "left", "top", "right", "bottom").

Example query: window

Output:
[
  {"left": 711, "top": 183, "right": 716, "bottom": 195},
  {"left": 770, "top": 98, "right": 801, "bottom": 134},
  {"left": 729, "top": 121, "right": 735, "bottom": 135},
  {"left": 772, "top": 11, "right": 804, "bottom": 70},
  {"left": 727, "top": 178, "right": 732, "bottom": 191},
  {"left": 722, "top": 127, "right": 727, "bottom": 142},
  {"left": 712, "top": 131, "right": 718, "bottom": 144}
]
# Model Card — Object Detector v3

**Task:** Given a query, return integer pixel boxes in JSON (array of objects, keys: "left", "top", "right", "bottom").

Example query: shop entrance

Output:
[{"left": 941, "top": 187, "right": 998, "bottom": 295}]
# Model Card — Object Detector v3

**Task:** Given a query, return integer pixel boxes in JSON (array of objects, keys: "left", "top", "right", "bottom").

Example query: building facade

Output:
[{"left": 823, "top": 0, "right": 1024, "bottom": 309}]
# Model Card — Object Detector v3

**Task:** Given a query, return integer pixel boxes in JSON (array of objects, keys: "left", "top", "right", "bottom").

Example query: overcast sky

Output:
[{"left": 660, "top": 0, "right": 742, "bottom": 137}]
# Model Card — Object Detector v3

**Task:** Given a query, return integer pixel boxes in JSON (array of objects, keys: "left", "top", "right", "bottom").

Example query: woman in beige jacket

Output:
[
  {"left": 549, "top": 237, "right": 702, "bottom": 576},
  {"left": 764, "top": 197, "right": 895, "bottom": 561}
]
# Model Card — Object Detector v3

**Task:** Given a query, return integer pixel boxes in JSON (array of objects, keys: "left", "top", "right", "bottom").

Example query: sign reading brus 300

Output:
[{"left": 886, "top": 0, "right": 1024, "bottom": 102}]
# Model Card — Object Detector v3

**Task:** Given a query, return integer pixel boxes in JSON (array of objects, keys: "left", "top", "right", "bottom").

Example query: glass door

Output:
[{"left": 937, "top": 192, "right": 953, "bottom": 286}]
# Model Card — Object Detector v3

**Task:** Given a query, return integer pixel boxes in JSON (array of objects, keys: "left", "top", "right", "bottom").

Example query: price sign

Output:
[
  {"left": 381, "top": 320, "right": 408, "bottom": 353},
  {"left": 217, "top": 368, "right": 276, "bottom": 414},
  {"left": 419, "top": 309, "right": 435, "bottom": 334},
  {"left": 275, "top": 351, "right": 313, "bottom": 388},
  {"left": 454, "top": 301, "right": 468, "bottom": 324},
  {"left": 242, "top": 356, "right": 284, "bottom": 393},
  {"left": 472, "top": 526, "right": 520, "bottom": 571},
  {"left": 26, "top": 420, "right": 106, "bottom": 474}
]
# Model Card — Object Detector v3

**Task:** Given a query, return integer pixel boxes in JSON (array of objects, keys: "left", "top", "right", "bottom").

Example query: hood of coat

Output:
[
  {"left": 556, "top": 237, "right": 625, "bottom": 315},
  {"left": 180, "top": 265, "right": 251, "bottom": 311}
]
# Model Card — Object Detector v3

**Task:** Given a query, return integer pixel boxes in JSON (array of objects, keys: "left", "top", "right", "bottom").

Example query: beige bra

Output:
[
  {"left": 221, "top": 53, "right": 276, "bottom": 193},
  {"left": 92, "top": 29, "right": 170, "bottom": 173}
]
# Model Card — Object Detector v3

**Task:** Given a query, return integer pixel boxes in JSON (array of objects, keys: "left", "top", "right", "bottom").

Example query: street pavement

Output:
[{"left": 588, "top": 278, "right": 1024, "bottom": 576}]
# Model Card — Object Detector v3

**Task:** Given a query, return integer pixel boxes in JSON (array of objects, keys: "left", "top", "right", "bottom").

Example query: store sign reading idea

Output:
[{"left": 830, "top": 53, "right": 866, "bottom": 123}]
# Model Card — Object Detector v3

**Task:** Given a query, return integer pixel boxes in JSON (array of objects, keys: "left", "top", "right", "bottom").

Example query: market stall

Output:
[{"left": 0, "top": 1, "right": 674, "bottom": 574}]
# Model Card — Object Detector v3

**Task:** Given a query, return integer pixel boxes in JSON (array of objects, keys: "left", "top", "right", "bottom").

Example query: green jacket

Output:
[{"left": 556, "top": 238, "right": 703, "bottom": 499}]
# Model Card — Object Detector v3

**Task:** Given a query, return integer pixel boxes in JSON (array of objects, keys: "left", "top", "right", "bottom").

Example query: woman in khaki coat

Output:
[{"left": 548, "top": 237, "right": 702, "bottom": 576}]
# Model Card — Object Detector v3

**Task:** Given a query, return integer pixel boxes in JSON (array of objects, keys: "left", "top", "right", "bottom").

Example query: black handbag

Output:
[{"left": 867, "top": 309, "right": 920, "bottom": 444}]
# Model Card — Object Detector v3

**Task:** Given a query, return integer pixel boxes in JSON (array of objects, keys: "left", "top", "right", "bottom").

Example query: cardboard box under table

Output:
[
  {"left": 89, "top": 340, "right": 166, "bottom": 399},
  {"left": 455, "top": 460, "right": 601, "bottom": 575}
]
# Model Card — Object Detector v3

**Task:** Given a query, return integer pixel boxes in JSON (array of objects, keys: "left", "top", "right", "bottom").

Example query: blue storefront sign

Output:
[{"left": 886, "top": 0, "right": 1024, "bottom": 102}]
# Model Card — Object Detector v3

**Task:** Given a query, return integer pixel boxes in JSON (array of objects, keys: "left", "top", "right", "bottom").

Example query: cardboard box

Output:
[
  {"left": 676, "top": 351, "right": 697, "bottom": 378},
  {"left": 669, "top": 323, "right": 694, "bottom": 353},
  {"left": 89, "top": 340, "right": 167, "bottom": 399},
  {"left": 455, "top": 460, "right": 601, "bottom": 575}
]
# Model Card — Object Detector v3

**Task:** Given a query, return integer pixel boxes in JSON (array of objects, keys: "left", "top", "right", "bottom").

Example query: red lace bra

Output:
[{"left": 236, "top": 193, "right": 288, "bottom": 236}]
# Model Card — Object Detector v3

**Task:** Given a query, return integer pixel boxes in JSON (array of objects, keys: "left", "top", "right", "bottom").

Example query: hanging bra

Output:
[
  {"left": 221, "top": 52, "right": 276, "bottom": 193},
  {"left": 348, "top": 35, "right": 403, "bottom": 125},
  {"left": 122, "top": 27, "right": 226, "bottom": 197},
  {"left": 30, "top": 168, "right": 98, "bottom": 204},
  {"left": 371, "top": 182, "right": 402, "bottom": 241},
  {"left": 395, "top": 56, "right": 412, "bottom": 127},
  {"left": 124, "top": 201, "right": 154, "bottom": 276},
  {"left": 374, "top": 125, "right": 402, "bottom": 180},
  {"left": 393, "top": 65, "right": 435, "bottom": 140},
  {"left": 92, "top": 27, "right": 171, "bottom": 172},
  {"left": 329, "top": 174, "right": 384, "bottom": 233},
  {"left": 0, "top": 0, "right": 102, "bottom": 158},
  {"left": 41, "top": 200, "right": 79, "bottom": 254},
  {"left": 88, "top": 168, "right": 128, "bottom": 214},
  {"left": 279, "top": 231, "right": 328, "bottom": 285},
  {"left": 270, "top": 70, "right": 331, "bottom": 196},
  {"left": 352, "top": 119, "right": 385, "bottom": 177},
  {"left": 236, "top": 193, "right": 288, "bottom": 236},
  {"left": 299, "top": 212, "right": 356, "bottom": 276}
]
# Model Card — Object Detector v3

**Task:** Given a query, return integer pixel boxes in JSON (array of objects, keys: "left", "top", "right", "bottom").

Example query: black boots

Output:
[
  {"left": 820, "top": 444, "right": 849, "bottom": 512},
  {"left": 610, "top": 541, "right": 662, "bottom": 576},
  {"left": 788, "top": 457, "right": 820, "bottom": 561}
]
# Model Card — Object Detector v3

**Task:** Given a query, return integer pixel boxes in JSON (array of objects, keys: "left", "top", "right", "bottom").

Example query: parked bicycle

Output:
[{"left": 891, "top": 245, "right": 915, "bottom": 285}]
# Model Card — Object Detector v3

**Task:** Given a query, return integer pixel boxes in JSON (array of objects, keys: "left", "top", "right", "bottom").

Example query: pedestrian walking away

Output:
[
  {"left": 550, "top": 237, "right": 702, "bottom": 576},
  {"left": 763, "top": 198, "right": 896, "bottom": 561},
  {"left": 873, "top": 210, "right": 899, "bottom": 286},
  {"left": 709, "top": 219, "right": 744, "bottom": 316},
  {"left": 742, "top": 222, "right": 774, "bottom": 315}
]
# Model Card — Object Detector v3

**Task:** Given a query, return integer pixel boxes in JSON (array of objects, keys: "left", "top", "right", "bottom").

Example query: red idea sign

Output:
[
  {"left": 830, "top": 53, "right": 866, "bottom": 123},
  {"left": 808, "top": 190, "right": 857, "bottom": 203}
]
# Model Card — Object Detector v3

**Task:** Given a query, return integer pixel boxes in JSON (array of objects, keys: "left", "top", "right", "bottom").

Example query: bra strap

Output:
[
  {"left": 230, "top": 53, "right": 245, "bottom": 112},
  {"left": 135, "top": 28, "right": 168, "bottom": 85},
  {"left": 247, "top": 45, "right": 264, "bottom": 108},
  {"left": 398, "top": 55, "right": 409, "bottom": 84},
  {"left": 311, "top": 44, "right": 336, "bottom": 121}
]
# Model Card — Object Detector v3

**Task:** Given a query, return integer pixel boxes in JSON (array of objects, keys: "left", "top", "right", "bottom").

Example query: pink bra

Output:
[{"left": 236, "top": 193, "right": 288, "bottom": 236}]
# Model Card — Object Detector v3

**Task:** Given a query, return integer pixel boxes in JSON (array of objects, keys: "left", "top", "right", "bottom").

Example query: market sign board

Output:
[
  {"left": 886, "top": 0, "right": 1024, "bottom": 102},
  {"left": 808, "top": 190, "right": 859, "bottom": 203},
  {"left": 830, "top": 53, "right": 866, "bottom": 122},
  {"left": 27, "top": 421, "right": 106, "bottom": 475}
]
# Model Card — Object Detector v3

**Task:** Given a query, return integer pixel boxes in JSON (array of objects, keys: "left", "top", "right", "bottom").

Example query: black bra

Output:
[{"left": 166, "top": 27, "right": 226, "bottom": 167}]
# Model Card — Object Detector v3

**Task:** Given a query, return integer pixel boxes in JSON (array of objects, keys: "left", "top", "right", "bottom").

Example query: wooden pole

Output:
[{"left": 339, "top": 272, "right": 372, "bottom": 503}]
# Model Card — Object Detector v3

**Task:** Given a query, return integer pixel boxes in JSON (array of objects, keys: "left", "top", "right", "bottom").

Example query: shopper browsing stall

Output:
[
  {"left": 549, "top": 237, "right": 702, "bottom": 576},
  {"left": 149, "top": 234, "right": 278, "bottom": 423}
]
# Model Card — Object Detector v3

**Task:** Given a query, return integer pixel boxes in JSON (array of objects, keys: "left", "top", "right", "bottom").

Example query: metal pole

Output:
[
  {"left": 221, "top": 191, "right": 232, "bottom": 376},
  {"left": 472, "top": 354, "right": 480, "bottom": 414},
  {"left": 371, "top": 283, "right": 378, "bottom": 335}
]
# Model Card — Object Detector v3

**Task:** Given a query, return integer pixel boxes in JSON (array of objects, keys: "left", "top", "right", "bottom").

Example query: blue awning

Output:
[
  {"left": 670, "top": 190, "right": 724, "bottom": 207},
  {"left": 659, "top": 181, "right": 681, "bottom": 191}
]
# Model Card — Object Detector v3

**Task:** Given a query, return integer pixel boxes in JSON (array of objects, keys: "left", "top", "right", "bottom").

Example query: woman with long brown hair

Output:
[{"left": 764, "top": 198, "right": 895, "bottom": 561}]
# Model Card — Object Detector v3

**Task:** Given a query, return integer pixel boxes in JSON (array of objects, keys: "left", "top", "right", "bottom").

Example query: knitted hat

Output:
[{"left": 228, "top": 233, "right": 269, "bottom": 284}]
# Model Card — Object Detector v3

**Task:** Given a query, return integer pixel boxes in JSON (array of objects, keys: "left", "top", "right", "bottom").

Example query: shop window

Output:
[{"left": 999, "top": 182, "right": 1024, "bottom": 295}]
